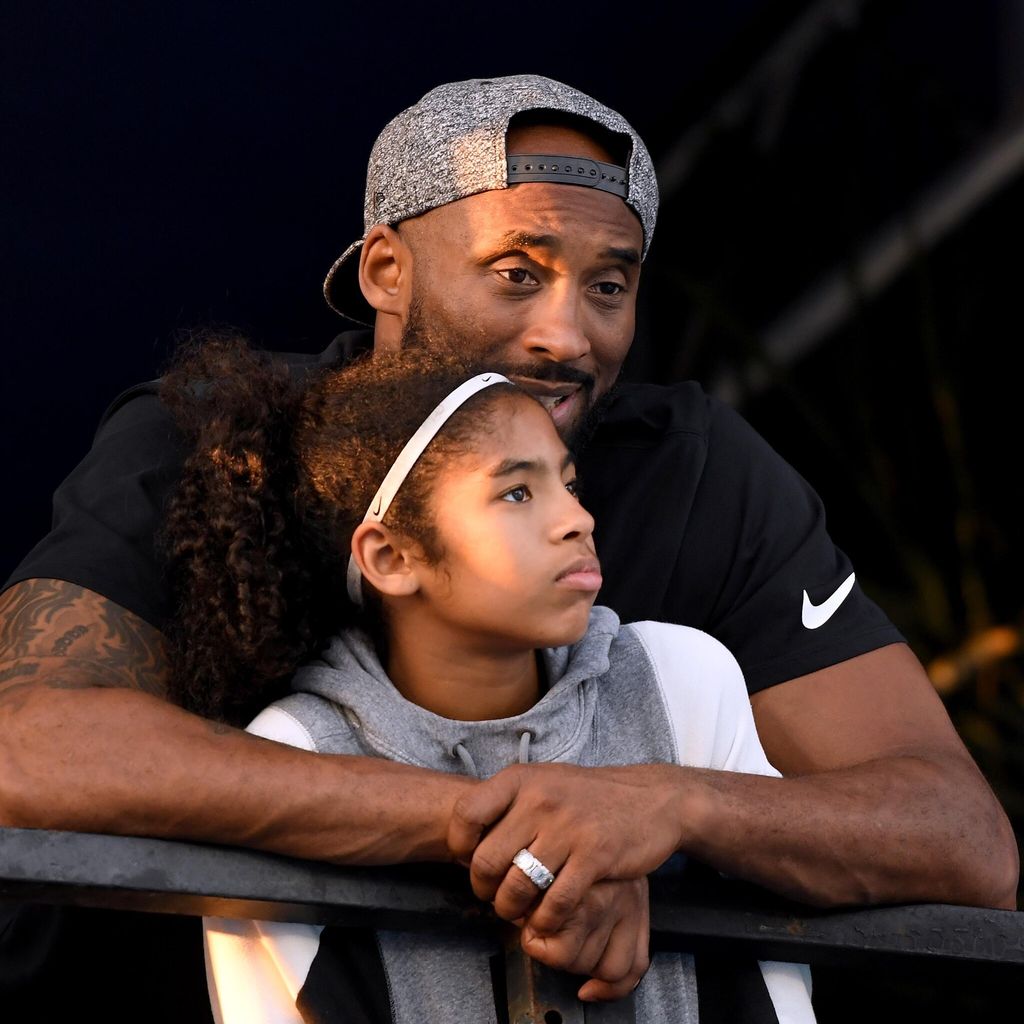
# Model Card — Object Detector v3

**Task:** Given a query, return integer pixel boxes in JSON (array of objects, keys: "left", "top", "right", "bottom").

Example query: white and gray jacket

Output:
[{"left": 204, "top": 607, "right": 815, "bottom": 1024}]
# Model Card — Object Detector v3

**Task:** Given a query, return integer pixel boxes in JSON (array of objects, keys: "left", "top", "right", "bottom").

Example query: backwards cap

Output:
[{"left": 323, "top": 74, "right": 659, "bottom": 323}]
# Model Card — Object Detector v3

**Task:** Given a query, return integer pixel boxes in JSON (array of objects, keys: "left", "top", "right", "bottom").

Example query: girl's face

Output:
[{"left": 411, "top": 395, "right": 602, "bottom": 652}]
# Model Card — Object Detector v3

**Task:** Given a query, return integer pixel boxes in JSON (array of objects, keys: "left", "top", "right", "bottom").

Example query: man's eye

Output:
[
  {"left": 592, "top": 280, "right": 624, "bottom": 296},
  {"left": 501, "top": 485, "right": 532, "bottom": 503},
  {"left": 565, "top": 479, "right": 580, "bottom": 499},
  {"left": 498, "top": 268, "right": 538, "bottom": 286}
]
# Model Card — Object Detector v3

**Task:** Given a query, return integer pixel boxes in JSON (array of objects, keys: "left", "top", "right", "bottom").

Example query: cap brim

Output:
[{"left": 323, "top": 238, "right": 374, "bottom": 326}]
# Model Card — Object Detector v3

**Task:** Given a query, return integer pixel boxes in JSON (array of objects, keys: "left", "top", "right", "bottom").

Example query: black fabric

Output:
[
  {"left": 579, "top": 379, "right": 904, "bottom": 693},
  {"left": 0, "top": 904, "right": 213, "bottom": 1024},
  {"left": 694, "top": 952, "right": 781, "bottom": 1024},
  {"left": 296, "top": 926, "right": 393, "bottom": 1024},
  {"left": 4, "top": 334, "right": 366, "bottom": 629},
  {"left": 4, "top": 329, "right": 901, "bottom": 692},
  {"left": 0, "top": 904, "right": 62, "bottom": 993}
]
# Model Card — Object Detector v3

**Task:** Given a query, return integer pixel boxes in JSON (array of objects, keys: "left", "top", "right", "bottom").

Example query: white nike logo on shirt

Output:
[{"left": 801, "top": 572, "right": 856, "bottom": 629}]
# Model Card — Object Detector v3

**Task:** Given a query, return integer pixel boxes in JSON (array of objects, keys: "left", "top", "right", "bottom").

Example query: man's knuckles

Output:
[
  {"left": 492, "top": 882, "right": 543, "bottom": 918},
  {"left": 521, "top": 931, "right": 591, "bottom": 972},
  {"left": 470, "top": 846, "right": 518, "bottom": 882}
]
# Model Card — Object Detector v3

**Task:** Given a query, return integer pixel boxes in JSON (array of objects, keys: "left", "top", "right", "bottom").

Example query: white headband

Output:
[{"left": 346, "top": 372, "right": 511, "bottom": 605}]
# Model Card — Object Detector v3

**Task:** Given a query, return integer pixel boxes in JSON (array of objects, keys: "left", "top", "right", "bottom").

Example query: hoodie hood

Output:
[{"left": 291, "top": 606, "right": 620, "bottom": 779}]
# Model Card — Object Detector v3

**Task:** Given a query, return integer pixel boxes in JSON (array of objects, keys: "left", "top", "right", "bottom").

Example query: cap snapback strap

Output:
[{"left": 506, "top": 154, "right": 628, "bottom": 198}]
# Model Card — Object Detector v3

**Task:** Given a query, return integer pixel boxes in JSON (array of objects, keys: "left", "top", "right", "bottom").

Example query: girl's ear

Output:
[
  {"left": 351, "top": 520, "right": 422, "bottom": 598},
  {"left": 359, "top": 224, "right": 413, "bottom": 351}
]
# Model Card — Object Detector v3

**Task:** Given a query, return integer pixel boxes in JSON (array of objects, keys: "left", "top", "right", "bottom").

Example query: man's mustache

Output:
[{"left": 480, "top": 357, "right": 596, "bottom": 394}]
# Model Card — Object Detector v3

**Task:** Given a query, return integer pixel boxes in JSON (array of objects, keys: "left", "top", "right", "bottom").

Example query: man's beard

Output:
[
  {"left": 563, "top": 381, "right": 618, "bottom": 455},
  {"left": 400, "top": 295, "right": 617, "bottom": 453}
]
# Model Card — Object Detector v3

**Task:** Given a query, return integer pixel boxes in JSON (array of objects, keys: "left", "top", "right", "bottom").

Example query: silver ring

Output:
[{"left": 512, "top": 848, "right": 556, "bottom": 890}]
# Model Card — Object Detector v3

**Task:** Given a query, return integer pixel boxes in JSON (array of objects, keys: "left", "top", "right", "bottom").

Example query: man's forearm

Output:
[
  {"left": 0, "top": 579, "right": 473, "bottom": 864},
  {"left": 0, "top": 677, "right": 472, "bottom": 864},
  {"left": 675, "top": 753, "right": 1019, "bottom": 909},
  {"left": 450, "top": 752, "right": 1018, "bottom": 931}
]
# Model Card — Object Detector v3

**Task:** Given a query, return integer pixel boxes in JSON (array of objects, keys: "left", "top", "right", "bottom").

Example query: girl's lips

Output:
[{"left": 556, "top": 559, "right": 603, "bottom": 592}]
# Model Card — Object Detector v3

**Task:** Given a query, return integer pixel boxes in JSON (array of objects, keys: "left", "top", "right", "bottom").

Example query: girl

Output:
[{"left": 161, "top": 337, "right": 814, "bottom": 1024}]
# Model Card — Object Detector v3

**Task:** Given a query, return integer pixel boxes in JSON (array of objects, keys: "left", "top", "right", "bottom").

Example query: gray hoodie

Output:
[{"left": 204, "top": 607, "right": 815, "bottom": 1024}]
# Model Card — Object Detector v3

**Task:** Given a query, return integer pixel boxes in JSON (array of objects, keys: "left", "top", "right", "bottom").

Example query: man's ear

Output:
[
  {"left": 359, "top": 223, "right": 412, "bottom": 315},
  {"left": 351, "top": 520, "right": 422, "bottom": 598}
]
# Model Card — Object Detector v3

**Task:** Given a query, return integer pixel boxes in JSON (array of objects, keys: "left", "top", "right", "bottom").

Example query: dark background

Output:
[{"left": 3, "top": 0, "right": 1024, "bottom": 1020}]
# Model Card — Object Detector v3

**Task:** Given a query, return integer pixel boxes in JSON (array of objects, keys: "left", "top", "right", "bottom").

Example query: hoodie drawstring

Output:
[
  {"left": 518, "top": 730, "right": 533, "bottom": 764},
  {"left": 452, "top": 730, "right": 533, "bottom": 777},
  {"left": 452, "top": 742, "right": 477, "bottom": 776}
]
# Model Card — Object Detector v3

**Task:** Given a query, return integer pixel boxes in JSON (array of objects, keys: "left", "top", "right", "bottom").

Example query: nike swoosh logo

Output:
[
  {"left": 801, "top": 572, "right": 856, "bottom": 629},
  {"left": 371, "top": 495, "right": 382, "bottom": 517}
]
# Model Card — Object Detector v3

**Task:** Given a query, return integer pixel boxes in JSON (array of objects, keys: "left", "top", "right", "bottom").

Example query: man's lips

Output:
[
  {"left": 511, "top": 377, "right": 585, "bottom": 426},
  {"left": 555, "top": 556, "right": 603, "bottom": 592}
]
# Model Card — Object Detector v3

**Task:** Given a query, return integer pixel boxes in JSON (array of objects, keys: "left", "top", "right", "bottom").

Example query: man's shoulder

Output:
[
  {"left": 593, "top": 379, "right": 719, "bottom": 447},
  {"left": 95, "top": 332, "right": 368, "bottom": 437}
]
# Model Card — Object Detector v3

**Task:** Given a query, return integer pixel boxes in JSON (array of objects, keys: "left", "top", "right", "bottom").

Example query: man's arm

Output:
[
  {"left": 689, "top": 642, "right": 1017, "bottom": 908},
  {"left": 450, "top": 643, "right": 1019, "bottom": 929},
  {"left": 0, "top": 578, "right": 653, "bottom": 998},
  {"left": 0, "top": 578, "right": 471, "bottom": 863}
]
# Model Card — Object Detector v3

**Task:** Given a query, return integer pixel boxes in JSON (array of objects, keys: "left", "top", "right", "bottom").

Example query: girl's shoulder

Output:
[
  {"left": 613, "top": 620, "right": 772, "bottom": 773},
  {"left": 620, "top": 619, "right": 742, "bottom": 678},
  {"left": 245, "top": 695, "right": 325, "bottom": 752}
]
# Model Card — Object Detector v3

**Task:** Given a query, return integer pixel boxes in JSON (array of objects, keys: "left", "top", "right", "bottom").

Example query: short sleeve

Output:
[
  {"left": 3, "top": 384, "right": 183, "bottom": 628},
  {"left": 671, "top": 398, "right": 904, "bottom": 693},
  {"left": 1, "top": 336, "right": 365, "bottom": 627},
  {"left": 581, "top": 382, "right": 904, "bottom": 697}
]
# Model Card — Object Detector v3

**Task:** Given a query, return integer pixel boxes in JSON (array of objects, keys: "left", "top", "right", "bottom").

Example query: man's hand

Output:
[
  {"left": 450, "top": 645, "right": 1019, "bottom": 919},
  {"left": 517, "top": 877, "right": 650, "bottom": 1002},
  {"left": 449, "top": 762, "right": 682, "bottom": 930}
]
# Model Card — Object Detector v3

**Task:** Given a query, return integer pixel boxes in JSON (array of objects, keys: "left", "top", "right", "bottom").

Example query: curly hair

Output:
[{"left": 159, "top": 332, "right": 524, "bottom": 723}]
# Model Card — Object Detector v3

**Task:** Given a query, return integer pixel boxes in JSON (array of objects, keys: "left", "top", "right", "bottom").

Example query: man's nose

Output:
[{"left": 520, "top": 290, "right": 590, "bottom": 364}]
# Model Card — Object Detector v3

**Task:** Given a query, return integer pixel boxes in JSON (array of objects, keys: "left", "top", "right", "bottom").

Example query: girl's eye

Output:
[
  {"left": 501, "top": 485, "right": 532, "bottom": 503},
  {"left": 497, "top": 267, "right": 538, "bottom": 286},
  {"left": 565, "top": 479, "right": 580, "bottom": 499}
]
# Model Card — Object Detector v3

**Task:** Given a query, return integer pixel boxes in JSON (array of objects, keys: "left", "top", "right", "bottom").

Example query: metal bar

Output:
[
  {"left": 2, "top": 828, "right": 1022, "bottom": 969},
  {"left": 503, "top": 926, "right": 636, "bottom": 1024},
  {"left": 505, "top": 932, "right": 586, "bottom": 1024}
]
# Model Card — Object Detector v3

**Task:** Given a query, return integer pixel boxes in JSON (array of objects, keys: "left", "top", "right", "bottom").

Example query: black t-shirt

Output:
[{"left": 5, "top": 331, "right": 902, "bottom": 694}]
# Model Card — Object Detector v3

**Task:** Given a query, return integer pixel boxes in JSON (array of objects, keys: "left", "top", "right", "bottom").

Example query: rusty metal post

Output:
[{"left": 503, "top": 926, "right": 636, "bottom": 1024}]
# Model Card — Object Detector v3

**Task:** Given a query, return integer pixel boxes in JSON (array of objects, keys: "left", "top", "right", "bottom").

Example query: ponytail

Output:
[{"left": 160, "top": 333, "right": 336, "bottom": 723}]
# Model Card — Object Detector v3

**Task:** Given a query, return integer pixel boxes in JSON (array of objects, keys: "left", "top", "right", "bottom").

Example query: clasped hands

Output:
[{"left": 447, "top": 762, "right": 684, "bottom": 1002}]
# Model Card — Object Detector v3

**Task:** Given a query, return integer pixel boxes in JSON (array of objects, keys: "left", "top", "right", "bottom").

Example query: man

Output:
[{"left": 0, "top": 75, "right": 1017, "bottom": 1002}]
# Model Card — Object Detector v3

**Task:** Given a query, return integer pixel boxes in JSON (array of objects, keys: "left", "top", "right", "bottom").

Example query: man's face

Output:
[{"left": 395, "top": 125, "right": 644, "bottom": 443}]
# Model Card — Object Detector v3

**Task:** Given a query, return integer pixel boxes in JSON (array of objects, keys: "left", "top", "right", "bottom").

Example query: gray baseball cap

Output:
[{"left": 323, "top": 74, "right": 659, "bottom": 323}]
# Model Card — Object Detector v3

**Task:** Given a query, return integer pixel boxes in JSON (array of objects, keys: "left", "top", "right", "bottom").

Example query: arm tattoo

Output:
[
  {"left": 0, "top": 579, "right": 169, "bottom": 698},
  {"left": 0, "top": 662, "right": 39, "bottom": 685},
  {"left": 52, "top": 624, "right": 90, "bottom": 656}
]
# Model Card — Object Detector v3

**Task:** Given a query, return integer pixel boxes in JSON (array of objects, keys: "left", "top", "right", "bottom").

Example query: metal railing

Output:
[{"left": 2, "top": 827, "right": 1023, "bottom": 1021}]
